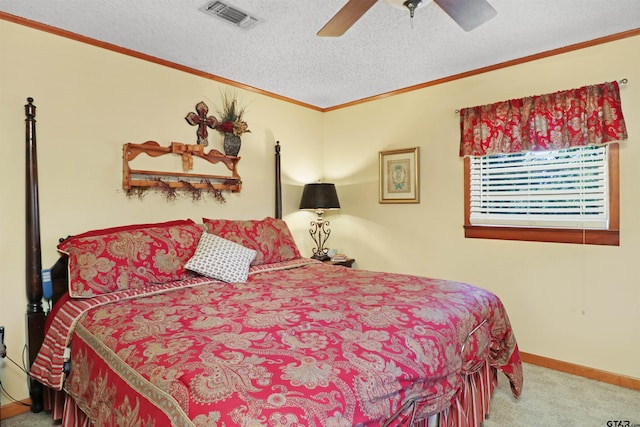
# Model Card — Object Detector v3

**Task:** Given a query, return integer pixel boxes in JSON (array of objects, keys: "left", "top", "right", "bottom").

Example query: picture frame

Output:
[{"left": 379, "top": 147, "right": 420, "bottom": 204}]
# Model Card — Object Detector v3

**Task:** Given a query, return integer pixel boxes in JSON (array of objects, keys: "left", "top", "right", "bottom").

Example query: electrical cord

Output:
[
  {"left": 4, "top": 354, "right": 29, "bottom": 375},
  {"left": 0, "top": 379, "right": 31, "bottom": 406},
  {"left": 0, "top": 352, "right": 32, "bottom": 415},
  {"left": 22, "top": 344, "right": 30, "bottom": 374},
  {"left": 0, "top": 346, "right": 32, "bottom": 410}
]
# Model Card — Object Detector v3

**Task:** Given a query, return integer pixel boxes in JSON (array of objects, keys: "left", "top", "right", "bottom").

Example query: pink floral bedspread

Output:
[{"left": 32, "top": 261, "right": 522, "bottom": 426}]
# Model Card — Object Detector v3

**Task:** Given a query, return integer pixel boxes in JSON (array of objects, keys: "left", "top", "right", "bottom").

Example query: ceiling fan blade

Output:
[
  {"left": 317, "top": 0, "right": 378, "bottom": 37},
  {"left": 433, "top": 0, "right": 497, "bottom": 32}
]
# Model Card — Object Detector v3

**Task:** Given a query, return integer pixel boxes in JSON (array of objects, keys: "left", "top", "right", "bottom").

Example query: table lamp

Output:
[{"left": 299, "top": 183, "right": 340, "bottom": 261}]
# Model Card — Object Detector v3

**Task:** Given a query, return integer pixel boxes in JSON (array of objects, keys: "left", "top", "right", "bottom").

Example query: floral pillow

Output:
[
  {"left": 202, "top": 217, "right": 301, "bottom": 266},
  {"left": 58, "top": 219, "right": 204, "bottom": 298}
]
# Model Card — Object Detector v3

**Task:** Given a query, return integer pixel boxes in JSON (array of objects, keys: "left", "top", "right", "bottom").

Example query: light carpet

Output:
[{"left": 485, "top": 363, "right": 639, "bottom": 426}]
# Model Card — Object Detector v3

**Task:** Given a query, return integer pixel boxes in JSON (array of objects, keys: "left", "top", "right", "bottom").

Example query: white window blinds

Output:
[{"left": 469, "top": 145, "right": 609, "bottom": 229}]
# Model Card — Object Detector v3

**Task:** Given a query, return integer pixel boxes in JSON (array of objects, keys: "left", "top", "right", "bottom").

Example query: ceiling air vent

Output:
[{"left": 201, "top": 1, "right": 258, "bottom": 29}]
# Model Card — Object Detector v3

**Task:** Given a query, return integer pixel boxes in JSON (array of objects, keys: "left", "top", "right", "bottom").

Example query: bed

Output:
[{"left": 23, "top": 98, "right": 522, "bottom": 426}]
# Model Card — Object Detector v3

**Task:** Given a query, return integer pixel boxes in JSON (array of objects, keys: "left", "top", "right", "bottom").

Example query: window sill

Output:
[{"left": 464, "top": 225, "right": 619, "bottom": 246}]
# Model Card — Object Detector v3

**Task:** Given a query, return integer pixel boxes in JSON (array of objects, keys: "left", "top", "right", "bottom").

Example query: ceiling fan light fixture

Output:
[
  {"left": 386, "top": 0, "right": 429, "bottom": 14},
  {"left": 403, "top": 0, "right": 423, "bottom": 17}
]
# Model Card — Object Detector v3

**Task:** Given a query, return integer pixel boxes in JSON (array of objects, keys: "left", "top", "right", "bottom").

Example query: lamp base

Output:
[{"left": 311, "top": 253, "right": 330, "bottom": 261}]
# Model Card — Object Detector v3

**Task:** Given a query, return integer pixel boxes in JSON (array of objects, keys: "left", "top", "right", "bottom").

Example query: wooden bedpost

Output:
[
  {"left": 275, "top": 141, "right": 282, "bottom": 220},
  {"left": 25, "top": 97, "right": 45, "bottom": 413}
]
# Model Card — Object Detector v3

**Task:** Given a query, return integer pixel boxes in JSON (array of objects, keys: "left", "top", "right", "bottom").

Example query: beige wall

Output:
[
  {"left": 0, "top": 19, "right": 323, "bottom": 403},
  {"left": 323, "top": 36, "right": 640, "bottom": 381},
  {"left": 1, "top": 17, "right": 638, "bottom": 405}
]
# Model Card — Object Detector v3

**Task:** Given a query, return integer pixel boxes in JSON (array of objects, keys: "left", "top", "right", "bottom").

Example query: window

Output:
[{"left": 464, "top": 143, "right": 619, "bottom": 246}]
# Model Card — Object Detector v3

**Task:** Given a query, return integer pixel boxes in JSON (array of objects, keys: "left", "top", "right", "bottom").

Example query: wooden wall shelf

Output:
[{"left": 123, "top": 141, "right": 241, "bottom": 193}]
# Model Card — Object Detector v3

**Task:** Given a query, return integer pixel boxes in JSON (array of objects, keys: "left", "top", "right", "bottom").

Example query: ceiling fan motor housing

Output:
[{"left": 403, "top": 0, "right": 424, "bottom": 17}]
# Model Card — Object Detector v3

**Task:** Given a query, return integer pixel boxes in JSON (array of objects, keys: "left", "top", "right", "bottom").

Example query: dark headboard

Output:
[{"left": 23, "top": 97, "right": 283, "bottom": 411}]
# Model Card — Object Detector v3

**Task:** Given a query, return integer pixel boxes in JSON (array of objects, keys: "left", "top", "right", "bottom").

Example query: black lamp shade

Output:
[{"left": 299, "top": 183, "right": 340, "bottom": 210}]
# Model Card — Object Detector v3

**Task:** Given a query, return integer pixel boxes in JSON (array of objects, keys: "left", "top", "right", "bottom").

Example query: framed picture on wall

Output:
[{"left": 379, "top": 147, "right": 420, "bottom": 204}]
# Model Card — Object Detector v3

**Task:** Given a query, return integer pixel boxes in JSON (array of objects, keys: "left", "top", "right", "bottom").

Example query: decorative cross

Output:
[{"left": 185, "top": 101, "right": 219, "bottom": 146}]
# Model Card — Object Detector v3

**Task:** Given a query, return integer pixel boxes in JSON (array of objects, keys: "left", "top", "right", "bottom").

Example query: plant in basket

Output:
[{"left": 215, "top": 91, "right": 250, "bottom": 157}]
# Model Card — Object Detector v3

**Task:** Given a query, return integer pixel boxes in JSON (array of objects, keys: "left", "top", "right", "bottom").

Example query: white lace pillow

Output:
[{"left": 185, "top": 233, "right": 257, "bottom": 283}]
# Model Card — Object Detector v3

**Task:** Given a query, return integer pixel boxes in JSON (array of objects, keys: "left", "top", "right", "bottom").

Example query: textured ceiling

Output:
[{"left": 2, "top": 1, "right": 639, "bottom": 109}]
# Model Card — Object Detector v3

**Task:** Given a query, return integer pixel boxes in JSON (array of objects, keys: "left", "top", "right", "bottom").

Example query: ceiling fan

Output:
[{"left": 317, "top": 0, "right": 497, "bottom": 36}]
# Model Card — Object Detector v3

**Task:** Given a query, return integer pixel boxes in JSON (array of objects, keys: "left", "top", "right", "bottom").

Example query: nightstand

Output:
[{"left": 323, "top": 258, "right": 355, "bottom": 268}]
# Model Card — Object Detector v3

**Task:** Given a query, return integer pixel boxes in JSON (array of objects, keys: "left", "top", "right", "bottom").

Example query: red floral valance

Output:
[{"left": 459, "top": 81, "right": 628, "bottom": 157}]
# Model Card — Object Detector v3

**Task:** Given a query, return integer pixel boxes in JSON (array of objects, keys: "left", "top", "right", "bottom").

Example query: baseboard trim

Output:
[
  {"left": 520, "top": 351, "right": 640, "bottom": 391},
  {"left": 1, "top": 398, "right": 32, "bottom": 420}
]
